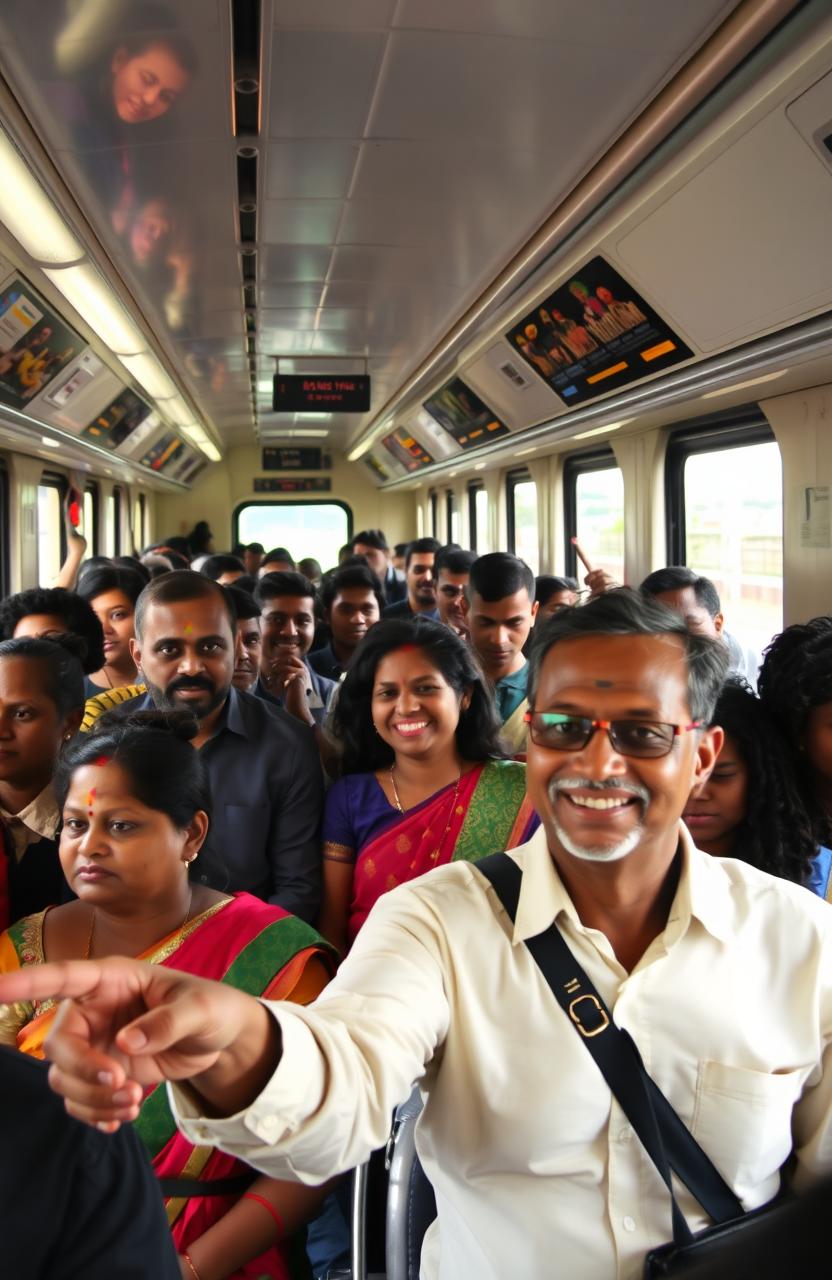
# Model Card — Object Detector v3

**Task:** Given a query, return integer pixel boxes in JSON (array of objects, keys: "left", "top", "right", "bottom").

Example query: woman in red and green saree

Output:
[
  {"left": 0, "top": 708, "right": 336, "bottom": 1280},
  {"left": 318, "top": 617, "right": 539, "bottom": 954}
]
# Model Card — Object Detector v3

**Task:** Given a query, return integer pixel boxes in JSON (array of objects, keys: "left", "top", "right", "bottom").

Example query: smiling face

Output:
[
  {"left": 0, "top": 656, "right": 76, "bottom": 793},
  {"left": 59, "top": 760, "right": 204, "bottom": 909},
  {"left": 406, "top": 554, "right": 437, "bottom": 611},
  {"left": 232, "top": 615, "right": 262, "bottom": 693},
  {"left": 327, "top": 586, "right": 380, "bottom": 653},
  {"left": 131, "top": 594, "right": 233, "bottom": 721},
  {"left": 89, "top": 589, "right": 135, "bottom": 671},
  {"left": 682, "top": 732, "right": 748, "bottom": 855},
  {"left": 526, "top": 633, "right": 720, "bottom": 868},
  {"left": 259, "top": 593, "right": 316, "bottom": 662},
  {"left": 111, "top": 41, "right": 191, "bottom": 125},
  {"left": 371, "top": 647, "right": 467, "bottom": 762}
]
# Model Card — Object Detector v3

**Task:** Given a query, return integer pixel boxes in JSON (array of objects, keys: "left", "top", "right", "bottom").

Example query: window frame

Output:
[
  {"left": 430, "top": 491, "right": 439, "bottom": 539},
  {"left": 664, "top": 409, "right": 776, "bottom": 565},
  {"left": 446, "top": 489, "right": 457, "bottom": 544},
  {"left": 232, "top": 498, "right": 354, "bottom": 557},
  {"left": 0, "top": 459, "right": 9, "bottom": 597},
  {"left": 468, "top": 481, "right": 483, "bottom": 551},
  {"left": 137, "top": 492, "right": 147, "bottom": 551},
  {"left": 84, "top": 482, "right": 99, "bottom": 555},
  {"left": 563, "top": 448, "right": 618, "bottom": 577},
  {"left": 506, "top": 468, "right": 533, "bottom": 559},
  {"left": 39, "top": 470, "right": 68, "bottom": 564},
  {"left": 111, "top": 486, "right": 123, "bottom": 555}
]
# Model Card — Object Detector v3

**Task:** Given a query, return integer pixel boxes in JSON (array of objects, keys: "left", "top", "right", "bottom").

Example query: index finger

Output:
[
  {"left": 571, "top": 537, "right": 594, "bottom": 573},
  {"left": 0, "top": 959, "right": 105, "bottom": 1006}
]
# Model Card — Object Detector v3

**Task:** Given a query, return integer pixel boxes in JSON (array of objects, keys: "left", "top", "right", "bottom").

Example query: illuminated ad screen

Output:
[
  {"left": 423, "top": 376, "right": 509, "bottom": 449},
  {"left": 505, "top": 257, "right": 692, "bottom": 406},
  {"left": 140, "top": 432, "right": 185, "bottom": 473},
  {"left": 382, "top": 429, "right": 435, "bottom": 471},
  {"left": 82, "top": 388, "right": 151, "bottom": 449},
  {"left": 0, "top": 275, "right": 85, "bottom": 410}
]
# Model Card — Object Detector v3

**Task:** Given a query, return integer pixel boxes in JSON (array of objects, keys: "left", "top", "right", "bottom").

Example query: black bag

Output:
[{"left": 476, "top": 852, "right": 826, "bottom": 1279}]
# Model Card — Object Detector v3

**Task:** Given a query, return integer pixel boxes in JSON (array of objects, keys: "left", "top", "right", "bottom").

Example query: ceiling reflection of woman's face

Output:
[{"left": 110, "top": 42, "right": 191, "bottom": 125}]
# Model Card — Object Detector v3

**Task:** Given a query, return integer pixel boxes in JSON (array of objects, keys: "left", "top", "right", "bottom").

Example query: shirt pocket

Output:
[{"left": 690, "top": 1060, "right": 804, "bottom": 1189}]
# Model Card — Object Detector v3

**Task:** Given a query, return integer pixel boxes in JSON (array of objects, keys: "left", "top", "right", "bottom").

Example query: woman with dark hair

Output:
[
  {"left": 0, "top": 707, "right": 335, "bottom": 1279},
  {"left": 0, "top": 637, "right": 86, "bottom": 925},
  {"left": 757, "top": 617, "right": 832, "bottom": 898},
  {"left": 683, "top": 678, "right": 821, "bottom": 889},
  {"left": 0, "top": 586, "right": 105, "bottom": 675},
  {"left": 77, "top": 564, "right": 146, "bottom": 695},
  {"left": 319, "top": 618, "right": 539, "bottom": 953}
]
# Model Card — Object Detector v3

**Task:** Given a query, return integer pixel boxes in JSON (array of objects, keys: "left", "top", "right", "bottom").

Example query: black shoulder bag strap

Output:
[{"left": 477, "top": 852, "right": 744, "bottom": 1246}]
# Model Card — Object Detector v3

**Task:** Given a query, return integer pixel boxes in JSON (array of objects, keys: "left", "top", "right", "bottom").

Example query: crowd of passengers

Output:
[{"left": 0, "top": 507, "right": 830, "bottom": 1278}]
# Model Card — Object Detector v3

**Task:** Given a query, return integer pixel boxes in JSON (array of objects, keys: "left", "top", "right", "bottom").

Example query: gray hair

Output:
[{"left": 527, "top": 587, "right": 728, "bottom": 722}]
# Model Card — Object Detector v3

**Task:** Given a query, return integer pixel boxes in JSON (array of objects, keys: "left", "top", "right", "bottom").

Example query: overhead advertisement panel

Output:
[
  {"left": 423, "top": 376, "right": 510, "bottom": 449},
  {"left": 81, "top": 387, "right": 151, "bottom": 449},
  {"left": 0, "top": 273, "right": 86, "bottom": 410},
  {"left": 139, "top": 430, "right": 185, "bottom": 474},
  {"left": 382, "top": 427, "right": 435, "bottom": 472},
  {"left": 505, "top": 256, "right": 692, "bottom": 406}
]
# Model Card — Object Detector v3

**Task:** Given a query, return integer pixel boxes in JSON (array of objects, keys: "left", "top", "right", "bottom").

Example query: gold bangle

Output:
[{"left": 181, "top": 1252, "right": 201, "bottom": 1280}]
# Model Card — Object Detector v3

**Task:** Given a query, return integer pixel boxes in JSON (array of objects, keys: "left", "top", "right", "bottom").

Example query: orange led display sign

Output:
[{"left": 273, "top": 375, "right": 371, "bottom": 413}]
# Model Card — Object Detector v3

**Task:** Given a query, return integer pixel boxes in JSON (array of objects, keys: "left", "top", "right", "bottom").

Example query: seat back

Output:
[{"left": 385, "top": 1089, "right": 437, "bottom": 1280}]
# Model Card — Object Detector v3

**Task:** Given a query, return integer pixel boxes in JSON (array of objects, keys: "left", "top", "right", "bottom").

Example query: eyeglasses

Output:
[{"left": 523, "top": 712, "right": 702, "bottom": 758}]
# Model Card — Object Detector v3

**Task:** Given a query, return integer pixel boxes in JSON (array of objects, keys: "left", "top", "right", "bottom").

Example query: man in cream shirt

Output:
[{"left": 2, "top": 590, "right": 831, "bottom": 1279}]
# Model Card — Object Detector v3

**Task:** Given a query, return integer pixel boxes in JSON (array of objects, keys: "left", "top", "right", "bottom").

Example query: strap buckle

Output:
[{"left": 568, "top": 993, "right": 610, "bottom": 1038}]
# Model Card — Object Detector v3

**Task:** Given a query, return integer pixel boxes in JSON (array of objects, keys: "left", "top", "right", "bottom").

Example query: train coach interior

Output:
[{"left": 0, "top": 0, "right": 829, "bottom": 644}]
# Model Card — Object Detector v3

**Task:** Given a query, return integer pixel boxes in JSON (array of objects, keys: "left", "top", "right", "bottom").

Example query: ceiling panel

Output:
[
  {"left": 264, "top": 141, "right": 361, "bottom": 199},
  {"left": 267, "top": 30, "right": 385, "bottom": 137},
  {"left": 0, "top": 0, "right": 743, "bottom": 458}
]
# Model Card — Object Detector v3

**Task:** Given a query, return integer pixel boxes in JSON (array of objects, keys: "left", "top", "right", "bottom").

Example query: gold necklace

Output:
[
  {"left": 388, "top": 766, "right": 463, "bottom": 865},
  {"left": 84, "top": 890, "right": 193, "bottom": 960}
]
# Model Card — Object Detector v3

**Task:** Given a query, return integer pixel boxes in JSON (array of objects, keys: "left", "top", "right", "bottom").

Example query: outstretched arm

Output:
[{"left": 0, "top": 957, "right": 280, "bottom": 1128}]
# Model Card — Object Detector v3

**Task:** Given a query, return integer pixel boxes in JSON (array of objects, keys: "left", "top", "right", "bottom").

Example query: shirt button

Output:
[
  {"left": 257, "top": 1114, "right": 280, "bottom": 1140},
  {"left": 623, "top": 1216, "right": 636, "bottom": 1233}
]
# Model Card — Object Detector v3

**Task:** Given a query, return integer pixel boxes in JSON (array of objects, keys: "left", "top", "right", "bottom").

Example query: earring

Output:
[
  {"left": 63, "top": 733, "right": 72, "bottom": 742},
  {"left": 184, "top": 853, "right": 198, "bottom": 866}
]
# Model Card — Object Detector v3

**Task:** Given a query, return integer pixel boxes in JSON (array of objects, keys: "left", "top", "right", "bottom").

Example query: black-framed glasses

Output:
[{"left": 524, "top": 712, "right": 702, "bottom": 758}]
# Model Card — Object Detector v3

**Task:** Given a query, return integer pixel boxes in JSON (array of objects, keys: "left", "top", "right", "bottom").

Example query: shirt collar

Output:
[
  {"left": 509, "top": 821, "right": 732, "bottom": 947},
  {"left": 495, "top": 660, "right": 528, "bottom": 692},
  {"left": 0, "top": 782, "right": 60, "bottom": 851}
]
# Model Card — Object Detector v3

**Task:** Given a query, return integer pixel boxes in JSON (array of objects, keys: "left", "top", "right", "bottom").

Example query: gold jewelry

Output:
[
  {"left": 388, "top": 765, "right": 462, "bottom": 844},
  {"left": 84, "top": 890, "right": 193, "bottom": 959},
  {"left": 181, "top": 1253, "right": 201, "bottom": 1280}
]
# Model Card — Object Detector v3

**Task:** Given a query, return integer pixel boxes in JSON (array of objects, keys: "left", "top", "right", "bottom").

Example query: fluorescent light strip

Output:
[
  {"left": 119, "top": 353, "right": 179, "bottom": 401},
  {"left": 44, "top": 262, "right": 146, "bottom": 355},
  {"left": 572, "top": 419, "right": 631, "bottom": 440},
  {"left": 0, "top": 130, "right": 83, "bottom": 264}
]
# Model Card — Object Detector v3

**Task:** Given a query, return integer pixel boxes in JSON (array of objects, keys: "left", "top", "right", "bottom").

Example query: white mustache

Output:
[{"left": 548, "top": 776, "right": 650, "bottom": 807}]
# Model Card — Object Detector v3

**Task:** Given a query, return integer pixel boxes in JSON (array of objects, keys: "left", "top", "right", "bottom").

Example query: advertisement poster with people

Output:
[
  {"left": 0, "top": 275, "right": 85, "bottom": 410},
  {"left": 82, "top": 387, "right": 151, "bottom": 449},
  {"left": 382, "top": 429, "right": 435, "bottom": 472},
  {"left": 505, "top": 257, "right": 692, "bottom": 406},
  {"left": 423, "top": 376, "right": 510, "bottom": 449}
]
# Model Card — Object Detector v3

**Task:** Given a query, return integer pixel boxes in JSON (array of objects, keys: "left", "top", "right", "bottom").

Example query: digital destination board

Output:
[
  {"left": 272, "top": 374, "right": 370, "bottom": 413},
  {"left": 505, "top": 257, "right": 692, "bottom": 406},
  {"left": 423, "top": 376, "right": 509, "bottom": 449},
  {"left": 254, "top": 477, "right": 332, "bottom": 493},
  {"left": 262, "top": 447, "right": 331, "bottom": 471}
]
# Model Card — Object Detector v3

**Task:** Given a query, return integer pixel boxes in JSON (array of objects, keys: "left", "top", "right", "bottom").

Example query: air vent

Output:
[
  {"left": 498, "top": 358, "right": 533, "bottom": 390},
  {"left": 231, "top": 0, "right": 261, "bottom": 135}
]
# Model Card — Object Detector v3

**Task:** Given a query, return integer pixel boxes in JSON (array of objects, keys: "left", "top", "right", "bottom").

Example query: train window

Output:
[
  {"left": 469, "top": 483, "right": 489, "bottom": 553},
  {"left": 506, "top": 470, "right": 539, "bottom": 574},
  {"left": 234, "top": 500, "right": 352, "bottom": 570},
  {"left": 564, "top": 451, "right": 624, "bottom": 581},
  {"left": 430, "top": 491, "right": 439, "bottom": 538},
  {"left": 37, "top": 477, "right": 66, "bottom": 585},
  {"left": 446, "top": 491, "right": 460, "bottom": 545},
  {"left": 667, "top": 425, "right": 783, "bottom": 657},
  {"left": 83, "top": 484, "right": 99, "bottom": 554}
]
